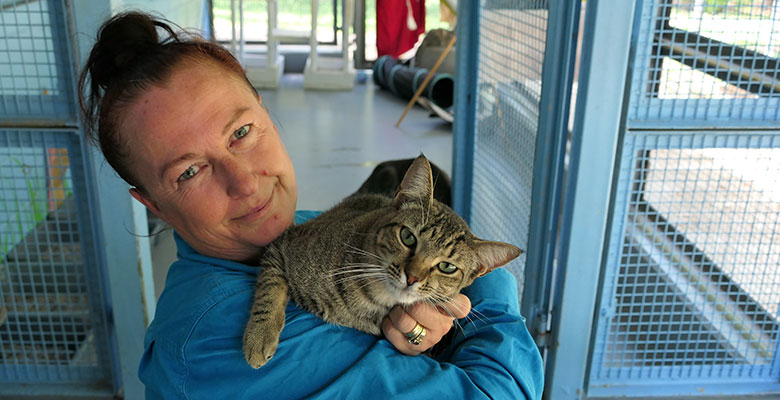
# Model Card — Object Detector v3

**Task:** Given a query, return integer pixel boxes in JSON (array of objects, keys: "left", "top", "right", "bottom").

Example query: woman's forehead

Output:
[
  {"left": 129, "top": 62, "right": 258, "bottom": 130},
  {"left": 121, "top": 63, "right": 262, "bottom": 177}
]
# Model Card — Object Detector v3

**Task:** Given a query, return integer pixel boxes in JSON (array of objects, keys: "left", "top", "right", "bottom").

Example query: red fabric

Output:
[{"left": 376, "top": 0, "right": 425, "bottom": 58}]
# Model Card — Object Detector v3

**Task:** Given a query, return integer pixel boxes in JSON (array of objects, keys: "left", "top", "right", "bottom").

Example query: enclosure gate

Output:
[
  {"left": 452, "top": 0, "right": 579, "bottom": 348},
  {"left": 0, "top": 0, "right": 116, "bottom": 396},
  {"left": 586, "top": 0, "right": 780, "bottom": 397}
]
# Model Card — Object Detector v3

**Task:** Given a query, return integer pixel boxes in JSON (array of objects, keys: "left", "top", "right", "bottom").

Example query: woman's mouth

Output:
[{"left": 235, "top": 192, "right": 273, "bottom": 222}]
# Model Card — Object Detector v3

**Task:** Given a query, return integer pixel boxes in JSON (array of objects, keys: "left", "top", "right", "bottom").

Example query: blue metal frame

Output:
[
  {"left": 0, "top": 0, "right": 76, "bottom": 124},
  {"left": 0, "top": 0, "right": 118, "bottom": 396},
  {"left": 545, "top": 0, "right": 637, "bottom": 397},
  {"left": 451, "top": 0, "right": 480, "bottom": 223},
  {"left": 628, "top": 0, "right": 780, "bottom": 127},
  {"left": 521, "top": 0, "right": 581, "bottom": 342},
  {"left": 68, "top": 2, "right": 157, "bottom": 398},
  {"left": 63, "top": 0, "right": 124, "bottom": 394},
  {"left": 589, "top": 131, "right": 780, "bottom": 398}
]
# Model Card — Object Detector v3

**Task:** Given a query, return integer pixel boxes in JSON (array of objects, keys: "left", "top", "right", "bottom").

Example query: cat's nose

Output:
[{"left": 406, "top": 273, "right": 419, "bottom": 286}]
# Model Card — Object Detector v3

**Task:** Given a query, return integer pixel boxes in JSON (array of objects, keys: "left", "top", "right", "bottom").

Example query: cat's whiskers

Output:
[
  {"left": 331, "top": 265, "right": 385, "bottom": 277},
  {"left": 465, "top": 308, "right": 491, "bottom": 328},
  {"left": 336, "top": 262, "right": 385, "bottom": 269},
  {"left": 425, "top": 292, "right": 471, "bottom": 336},
  {"left": 424, "top": 291, "right": 490, "bottom": 329},
  {"left": 423, "top": 296, "right": 466, "bottom": 336},
  {"left": 344, "top": 244, "right": 383, "bottom": 261},
  {"left": 333, "top": 273, "right": 386, "bottom": 286},
  {"left": 344, "top": 251, "right": 382, "bottom": 263},
  {"left": 341, "top": 274, "right": 388, "bottom": 294},
  {"left": 331, "top": 265, "right": 384, "bottom": 274}
]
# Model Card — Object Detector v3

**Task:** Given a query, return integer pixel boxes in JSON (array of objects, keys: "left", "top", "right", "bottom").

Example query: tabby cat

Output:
[{"left": 243, "top": 155, "right": 521, "bottom": 368}]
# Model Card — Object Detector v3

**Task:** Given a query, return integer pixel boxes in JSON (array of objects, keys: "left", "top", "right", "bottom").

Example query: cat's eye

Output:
[
  {"left": 437, "top": 261, "right": 458, "bottom": 274},
  {"left": 399, "top": 226, "right": 416, "bottom": 247}
]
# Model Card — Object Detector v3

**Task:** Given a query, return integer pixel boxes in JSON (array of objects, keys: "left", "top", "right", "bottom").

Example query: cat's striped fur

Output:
[{"left": 243, "top": 155, "right": 520, "bottom": 368}]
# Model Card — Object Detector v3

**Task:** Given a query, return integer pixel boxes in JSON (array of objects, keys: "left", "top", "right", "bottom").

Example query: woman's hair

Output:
[{"left": 78, "top": 11, "right": 255, "bottom": 192}]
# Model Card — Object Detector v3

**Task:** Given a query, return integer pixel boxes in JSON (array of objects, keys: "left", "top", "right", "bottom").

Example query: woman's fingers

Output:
[
  {"left": 438, "top": 293, "right": 471, "bottom": 319},
  {"left": 382, "top": 307, "right": 428, "bottom": 355},
  {"left": 382, "top": 295, "right": 473, "bottom": 355}
]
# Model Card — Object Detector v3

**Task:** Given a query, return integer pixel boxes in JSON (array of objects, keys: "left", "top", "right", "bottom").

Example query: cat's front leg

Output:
[{"left": 243, "top": 264, "right": 289, "bottom": 369}]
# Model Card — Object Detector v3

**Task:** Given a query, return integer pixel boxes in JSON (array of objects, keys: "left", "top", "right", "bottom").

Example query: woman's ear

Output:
[{"left": 129, "top": 188, "right": 163, "bottom": 219}]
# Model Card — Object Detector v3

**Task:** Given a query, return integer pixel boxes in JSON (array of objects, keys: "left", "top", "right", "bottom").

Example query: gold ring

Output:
[{"left": 404, "top": 322, "right": 427, "bottom": 345}]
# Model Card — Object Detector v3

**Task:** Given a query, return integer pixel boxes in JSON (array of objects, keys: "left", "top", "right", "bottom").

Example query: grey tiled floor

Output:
[{"left": 151, "top": 73, "right": 453, "bottom": 298}]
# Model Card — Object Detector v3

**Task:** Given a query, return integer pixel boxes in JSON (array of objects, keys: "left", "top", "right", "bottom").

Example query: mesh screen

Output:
[
  {"left": 0, "top": 0, "right": 74, "bottom": 120},
  {"left": 0, "top": 0, "right": 113, "bottom": 391},
  {"left": 0, "top": 130, "right": 111, "bottom": 385},
  {"left": 629, "top": 0, "right": 780, "bottom": 123},
  {"left": 592, "top": 133, "right": 780, "bottom": 383},
  {"left": 470, "top": 3, "right": 548, "bottom": 298}
]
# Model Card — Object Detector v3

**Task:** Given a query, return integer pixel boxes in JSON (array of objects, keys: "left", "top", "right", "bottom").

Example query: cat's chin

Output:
[{"left": 383, "top": 282, "right": 421, "bottom": 305}]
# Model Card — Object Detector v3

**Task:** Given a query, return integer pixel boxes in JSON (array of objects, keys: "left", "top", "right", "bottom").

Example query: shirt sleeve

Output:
[{"left": 177, "top": 268, "right": 543, "bottom": 400}]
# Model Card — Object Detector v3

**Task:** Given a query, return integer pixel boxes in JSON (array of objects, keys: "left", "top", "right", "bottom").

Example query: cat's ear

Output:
[
  {"left": 393, "top": 155, "right": 434, "bottom": 209},
  {"left": 474, "top": 241, "right": 522, "bottom": 277}
]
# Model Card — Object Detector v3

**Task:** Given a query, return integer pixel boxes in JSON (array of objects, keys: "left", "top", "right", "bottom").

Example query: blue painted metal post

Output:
[
  {"left": 451, "top": 0, "right": 481, "bottom": 223},
  {"left": 70, "top": 2, "right": 156, "bottom": 399},
  {"left": 545, "top": 0, "right": 636, "bottom": 398},
  {"left": 521, "top": 0, "right": 581, "bottom": 342}
]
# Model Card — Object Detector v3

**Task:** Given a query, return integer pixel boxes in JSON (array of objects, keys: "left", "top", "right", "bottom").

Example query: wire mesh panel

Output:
[
  {"left": 0, "top": 129, "right": 112, "bottom": 388},
  {"left": 587, "top": 0, "right": 780, "bottom": 396},
  {"left": 629, "top": 0, "right": 780, "bottom": 125},
  {"left": 0, "top": 0, "right": 76, "bottom": 122},
  {"left": 469, "top": 1, "right": 549, "bottom": 296},
  {"left": 591, "top": 133, "right": 780, "bottom": 394},
  {"left": 0, "top": 0, "right": 115, "bottom": 394}
]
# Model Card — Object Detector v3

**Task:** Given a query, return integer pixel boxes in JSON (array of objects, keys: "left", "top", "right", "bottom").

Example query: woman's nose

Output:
[{"left": 223, "top": 157, "right": 256, "bottom": 198}]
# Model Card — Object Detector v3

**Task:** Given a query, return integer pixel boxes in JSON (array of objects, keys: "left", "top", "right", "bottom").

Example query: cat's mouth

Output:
[{"left": 385, "top": 263, "right": 421, "bottom": 304}]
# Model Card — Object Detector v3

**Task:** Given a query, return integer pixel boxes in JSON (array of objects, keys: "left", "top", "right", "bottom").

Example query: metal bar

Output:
[
  {"left": 353, "top": 0, "right": 366, "bottom": 68},
  {"left": 545, "top": 0, "right": 637, "bottom": 397},
  {"left": 333, "top": 0, "right": 338, "bottom": 45},
  {"left": 69, "top": 1, "right": 155, "bottom": 397},
  {"left": 521, "top": 0, "right": 581, "bottom": 346},
  {"left": 451, "top": 0, "right": 481, "bottom": 223}
]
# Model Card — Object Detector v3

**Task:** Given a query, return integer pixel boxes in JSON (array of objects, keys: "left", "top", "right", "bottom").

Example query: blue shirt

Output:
[{"left": 139, "top": 210, "right": 544, "bottom": 399}]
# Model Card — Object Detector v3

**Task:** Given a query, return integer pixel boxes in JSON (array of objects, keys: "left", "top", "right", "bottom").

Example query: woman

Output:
[{"left": 79, "top": 11, "right": 543, "bottom": 399}]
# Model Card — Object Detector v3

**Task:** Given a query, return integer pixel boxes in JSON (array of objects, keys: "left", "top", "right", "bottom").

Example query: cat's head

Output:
[{"left": 366, "top": 155, "right": 521, "bottom": 306}]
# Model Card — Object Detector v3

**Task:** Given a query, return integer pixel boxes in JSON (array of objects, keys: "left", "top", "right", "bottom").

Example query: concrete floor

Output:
[{"left": 151, "top": 73, "right": 453, "bottom": 298}]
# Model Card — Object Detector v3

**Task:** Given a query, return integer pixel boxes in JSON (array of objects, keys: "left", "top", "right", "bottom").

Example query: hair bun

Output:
[{"left": 90, "top": 12, "right": 162, "bottom": 88}]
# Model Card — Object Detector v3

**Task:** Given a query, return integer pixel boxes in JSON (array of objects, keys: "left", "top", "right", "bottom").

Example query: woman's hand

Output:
[{"left": 381, "top": 294, "right": 471, "bottom": 355}]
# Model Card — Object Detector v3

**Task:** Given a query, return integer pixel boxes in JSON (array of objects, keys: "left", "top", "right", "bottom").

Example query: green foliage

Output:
[{"left": 0, "top": 157, "right": 49, "bottom": 261}]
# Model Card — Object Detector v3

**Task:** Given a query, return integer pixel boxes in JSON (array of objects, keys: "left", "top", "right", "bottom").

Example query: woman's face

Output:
[{"left": 123, "top": 61, "right": 297, "bottom": 262}]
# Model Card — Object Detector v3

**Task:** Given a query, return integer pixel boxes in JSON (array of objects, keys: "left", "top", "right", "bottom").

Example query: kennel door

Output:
[
  {"left": 0, "top": 0, "right": 117, "bottom": 397},
  {"left": 451, "top": 0, "right": 580, "bottom": 345},
  {"left": 588, "top": 0, "right": 780, "bottom": 397}
]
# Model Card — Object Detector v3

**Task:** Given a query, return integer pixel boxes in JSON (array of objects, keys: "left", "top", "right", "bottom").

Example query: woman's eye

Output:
[
  {"left": 399, "top": 226, "right": 416, "bottom": 247},
  {"left": 232, "top": 124, "right": 251, "bottom": 141},
  {"left": 178, "top": 165, "right": 201, "bottom": 182},
  {"left": 437, "top": 261, "right": 458, "bottom": 274}
]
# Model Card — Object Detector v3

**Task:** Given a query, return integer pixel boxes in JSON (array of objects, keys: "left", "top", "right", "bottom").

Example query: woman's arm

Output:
[{"left": 148, "top": 268, "right": 543, "bottom": 400}]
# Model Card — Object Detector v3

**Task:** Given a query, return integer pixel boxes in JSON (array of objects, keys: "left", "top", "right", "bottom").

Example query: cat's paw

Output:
[{"left": 243, "top": 330, "right": 280, "bottom": 369}]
